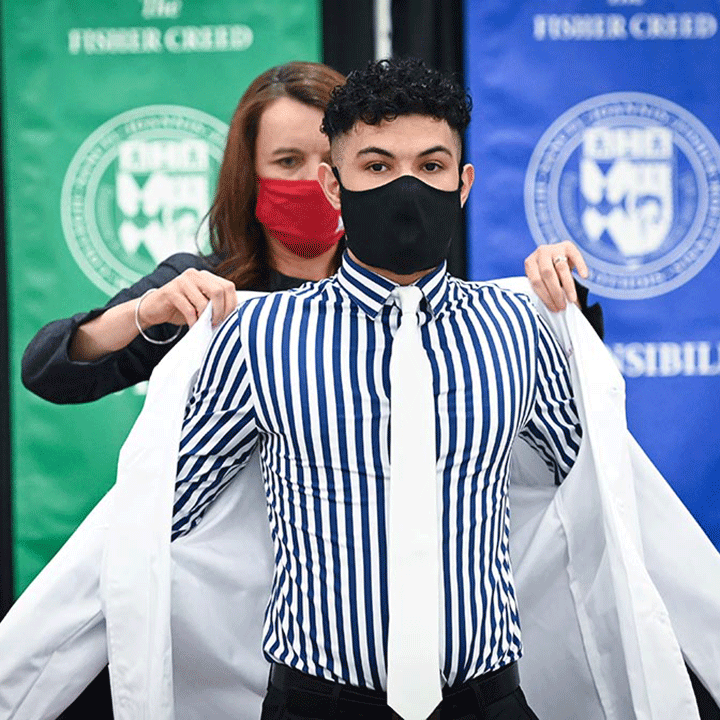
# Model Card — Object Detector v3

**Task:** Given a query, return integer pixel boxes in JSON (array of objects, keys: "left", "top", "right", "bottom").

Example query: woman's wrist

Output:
[{"left": 134, "top": 289, "right": 181, "bottom": 345}]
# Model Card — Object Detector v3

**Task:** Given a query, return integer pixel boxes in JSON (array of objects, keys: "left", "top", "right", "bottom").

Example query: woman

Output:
[{"left": 22, "top": 61, "right": 347, "bottom": 402}]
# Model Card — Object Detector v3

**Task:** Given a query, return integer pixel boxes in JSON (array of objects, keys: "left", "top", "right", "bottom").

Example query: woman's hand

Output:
[
  {"left": 136, "top": 269, "right": 237, "bottom": 329},
  {"left": 69, "top": 269, "right": 237, "bottom": 362},
  {"left": 524, "top": 241, "right": 589, "bottom": 312}
]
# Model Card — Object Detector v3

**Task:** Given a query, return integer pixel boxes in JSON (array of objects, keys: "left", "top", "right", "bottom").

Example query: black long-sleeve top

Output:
[{"left": 21, "top": 253, "right": 306, "bottom": 404}]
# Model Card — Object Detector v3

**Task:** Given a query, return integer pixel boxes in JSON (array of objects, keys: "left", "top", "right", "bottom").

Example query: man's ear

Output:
[
  {"left": 459, "top": 163, "right": 475, "bottom": 207},
  {"left": 318, "top": 162, "right": 341, "bottom": 210}
]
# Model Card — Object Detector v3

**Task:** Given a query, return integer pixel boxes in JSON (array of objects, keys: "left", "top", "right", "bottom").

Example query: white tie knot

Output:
[{"left": 392, "top": 285, "right": 424, "bottom": 316}]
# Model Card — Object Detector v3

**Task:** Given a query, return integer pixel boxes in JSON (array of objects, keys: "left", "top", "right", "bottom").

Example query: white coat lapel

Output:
[{"left": 506, "top": 277, "right": 700, "bottom": 720}]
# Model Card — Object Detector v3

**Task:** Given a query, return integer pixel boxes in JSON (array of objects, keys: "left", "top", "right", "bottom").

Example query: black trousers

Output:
[{"left": 260, "top": 662, "right": 540, "bottom": 720}]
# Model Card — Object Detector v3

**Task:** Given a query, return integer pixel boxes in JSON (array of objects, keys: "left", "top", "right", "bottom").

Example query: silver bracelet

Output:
[{"left": 134, "top": 288, "right": 183, "bottom": 345}]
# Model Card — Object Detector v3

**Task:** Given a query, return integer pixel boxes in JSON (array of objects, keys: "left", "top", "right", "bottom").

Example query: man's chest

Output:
[{"left": 246, "top": 317, "right": 538, "bottom": 463}]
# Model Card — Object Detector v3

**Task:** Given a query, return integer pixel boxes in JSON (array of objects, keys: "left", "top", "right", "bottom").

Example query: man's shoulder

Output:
[
  {"left": 234, "top": 277, "right": 338, "bottom": 322},
  {"left": 449, "top": 276, "right": 538, "bottom": 318}
]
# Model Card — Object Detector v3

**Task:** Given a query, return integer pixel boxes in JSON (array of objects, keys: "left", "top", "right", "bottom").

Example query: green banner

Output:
[{"left": 2, "top": 0, "right": 321, "bottom": 595}]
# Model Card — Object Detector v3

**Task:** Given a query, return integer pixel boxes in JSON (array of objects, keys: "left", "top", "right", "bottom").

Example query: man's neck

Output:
[{"left": 347, "top": 250, "right": 437, "bottom": 286}]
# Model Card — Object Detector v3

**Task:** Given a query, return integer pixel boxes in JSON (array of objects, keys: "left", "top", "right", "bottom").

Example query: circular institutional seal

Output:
[
  {"left": 525, "top": 92, "right": 720, "bottom": 299},
  {"left": 61, "top": 105, "right": 228, "bottom": 295}
]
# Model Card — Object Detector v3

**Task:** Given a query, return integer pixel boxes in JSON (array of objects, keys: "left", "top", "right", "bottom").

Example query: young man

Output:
[{"left": 172, "top": 58, "right": 581, "bottom": 720}]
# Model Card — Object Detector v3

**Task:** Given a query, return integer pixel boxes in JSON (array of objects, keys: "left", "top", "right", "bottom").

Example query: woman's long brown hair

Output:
[{"left": 208, "top": 61, "right": 346, "bottom": 289}]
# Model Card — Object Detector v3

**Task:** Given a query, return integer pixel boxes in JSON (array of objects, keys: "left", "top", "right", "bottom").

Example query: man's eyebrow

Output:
[
  {"left": 418, "top": 145, "right": 454, "bottom": 157},
  {"left": 356, "top": 146, "right": 394, "bottom": 158}
]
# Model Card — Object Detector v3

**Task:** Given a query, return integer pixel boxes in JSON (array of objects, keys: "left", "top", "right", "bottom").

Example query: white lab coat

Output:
[{"left": 0, "top": 281, "right": 718, "bottom": 720}]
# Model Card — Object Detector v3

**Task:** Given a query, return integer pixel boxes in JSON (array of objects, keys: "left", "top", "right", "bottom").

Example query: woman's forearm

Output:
[{"left": 68, "top": 299, "right": 143, "bottom": 361}]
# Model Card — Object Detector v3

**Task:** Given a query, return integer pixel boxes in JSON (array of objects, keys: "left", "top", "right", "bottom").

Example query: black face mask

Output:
[{"left": 333, "top": 169, "right": 462, "bottom": 275}]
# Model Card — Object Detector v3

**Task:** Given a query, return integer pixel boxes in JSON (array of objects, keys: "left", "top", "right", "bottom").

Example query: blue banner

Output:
[{"left": 464, "top": 0, "right": 720, "bottom": 548}]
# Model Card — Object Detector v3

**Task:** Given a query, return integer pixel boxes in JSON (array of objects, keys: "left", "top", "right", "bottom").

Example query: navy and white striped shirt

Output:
[{"left": 173, "top": 253, "right": 582, "bottom": 690}]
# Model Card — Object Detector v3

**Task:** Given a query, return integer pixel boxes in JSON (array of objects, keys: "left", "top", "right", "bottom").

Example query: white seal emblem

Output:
[
  {"left": 61, "top": 105, "right": 228, "bottom": 295},
  {"left": 525, "top": 92, "right": 720, "bottom": 299}
]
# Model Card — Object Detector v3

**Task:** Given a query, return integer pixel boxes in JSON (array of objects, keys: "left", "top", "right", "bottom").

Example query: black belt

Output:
[
  {"left": 268, "top": 661, "right": 520, "bottom": 718},
  {"left": 441, "top": 662, "right": 520, "bottom": 717}
]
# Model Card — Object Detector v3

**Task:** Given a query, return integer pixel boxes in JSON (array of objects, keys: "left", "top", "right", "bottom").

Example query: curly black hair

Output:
[{"left": 321, "top": 57, "right": 472, "bottom": 142}]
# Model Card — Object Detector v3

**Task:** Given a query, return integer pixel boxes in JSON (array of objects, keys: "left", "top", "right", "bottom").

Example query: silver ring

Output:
[{"left": 552, "top": 255, "right": 568, "bottom": 265}]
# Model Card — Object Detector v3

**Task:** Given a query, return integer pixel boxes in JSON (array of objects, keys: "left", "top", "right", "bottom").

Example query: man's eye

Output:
[
  {"left": 368, "top": 163, "right": 386, "bottom": 172},
  {"left": 424, "top": 161, "right": 442, "bottom": 172}
]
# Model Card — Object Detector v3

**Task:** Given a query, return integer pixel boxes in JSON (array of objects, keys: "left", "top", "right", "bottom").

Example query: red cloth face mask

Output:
[{"left": 255, "top": 177, "right": 344, "bottom": 259}]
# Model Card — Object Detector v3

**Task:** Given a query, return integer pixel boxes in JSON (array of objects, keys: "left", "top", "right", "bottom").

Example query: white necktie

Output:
[{"left": 387, "top": 285, "right": 442, "bottom": 720}]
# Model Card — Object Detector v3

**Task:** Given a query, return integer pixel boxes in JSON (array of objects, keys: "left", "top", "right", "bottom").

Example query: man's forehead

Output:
[{"left": 331, "top": 114, "right": 461, "bottom": 161}]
